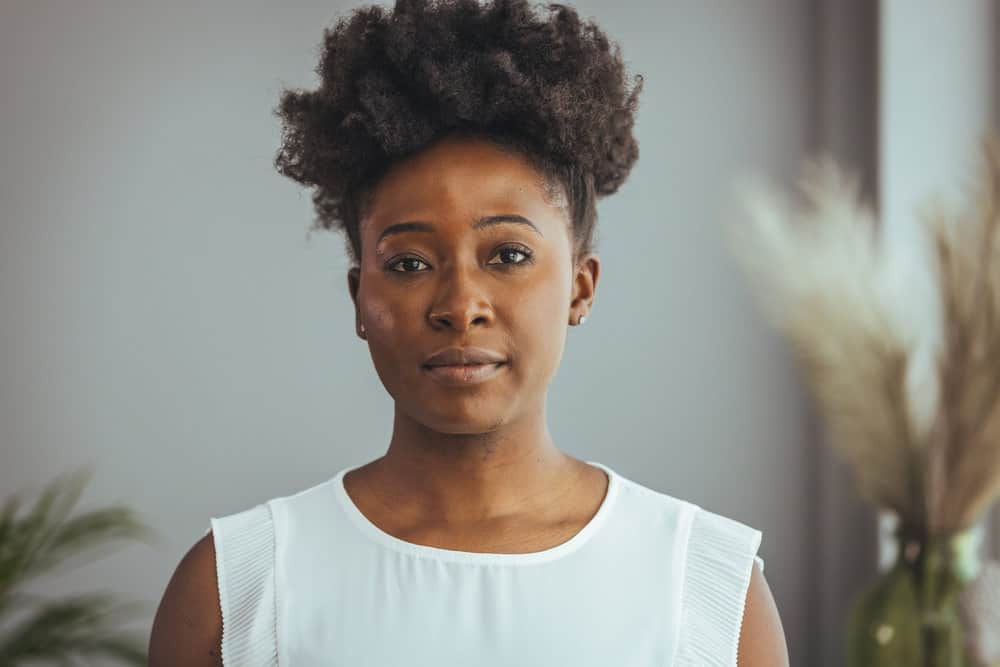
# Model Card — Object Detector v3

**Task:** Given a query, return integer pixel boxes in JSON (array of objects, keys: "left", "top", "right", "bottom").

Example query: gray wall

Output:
[{"left": 1, "top": 1, "right": 821, "bottom": 663}]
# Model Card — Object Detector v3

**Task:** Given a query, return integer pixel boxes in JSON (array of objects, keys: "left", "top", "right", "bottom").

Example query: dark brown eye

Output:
[
  {"left": 487, "top": 245, "right": 534, "bottom": 266},
  {"left": 388, "top": 257, "right": 428, "bottom": 273}
]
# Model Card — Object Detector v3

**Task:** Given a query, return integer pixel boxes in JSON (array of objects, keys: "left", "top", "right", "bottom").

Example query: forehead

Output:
[{"left": 362, "top": 136, "right": 567, "bottom": 237}]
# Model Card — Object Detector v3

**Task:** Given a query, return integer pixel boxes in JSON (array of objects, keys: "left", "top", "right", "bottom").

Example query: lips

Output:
[
  {"left": 423, "top": 360, "right": 507, "bottom": 386},
  {"left": 423, "top": 346, "right": 508, "bottom": 368}
]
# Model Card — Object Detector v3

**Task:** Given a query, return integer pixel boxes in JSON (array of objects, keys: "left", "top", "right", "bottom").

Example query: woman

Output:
[{"left": 150, "top": 0, "right": 789, "bottom": 664}]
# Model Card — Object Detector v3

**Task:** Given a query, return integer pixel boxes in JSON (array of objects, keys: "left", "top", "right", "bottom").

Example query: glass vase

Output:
[{"left": 846, "top": 522, "right": 982, "bottom": 667}]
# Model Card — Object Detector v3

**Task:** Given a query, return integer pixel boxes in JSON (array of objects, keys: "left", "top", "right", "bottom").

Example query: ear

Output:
[
  {"left": 347, "top": 267, "right": 365, "bottom": 339},
  {"left": 570, "top": 253, "right": 600, "bottom": 324}
]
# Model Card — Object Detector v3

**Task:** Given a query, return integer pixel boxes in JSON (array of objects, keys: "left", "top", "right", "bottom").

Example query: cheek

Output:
[
  {"left": 361, "top": 301, "right": 411, "bottom": 402},
  {"left": 529, "top": 262, "right": 573, "bottom": 325},
  {"left": 508, "top": 278, "right": 570, "bottom": 373},
  {"left": 360, "top": 292, "right": 400, "bottom": 339},
  {"left": 359, "top": 297, "right": 406, "bottom": 374}
]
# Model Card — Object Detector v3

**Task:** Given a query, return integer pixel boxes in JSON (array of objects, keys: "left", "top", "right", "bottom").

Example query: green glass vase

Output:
[{"left": 846, "top": 523, "right": 981, "bottom": 667}]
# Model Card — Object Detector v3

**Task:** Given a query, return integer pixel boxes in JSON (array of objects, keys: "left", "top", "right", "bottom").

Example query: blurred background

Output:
[{"left": 1, "top": 1, "right": 997, "bottom": 665}]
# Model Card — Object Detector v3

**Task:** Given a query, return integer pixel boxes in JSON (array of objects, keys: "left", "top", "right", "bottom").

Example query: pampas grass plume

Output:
[{"left": 724, "top": 132, "right": 1000, "bottom": 538}]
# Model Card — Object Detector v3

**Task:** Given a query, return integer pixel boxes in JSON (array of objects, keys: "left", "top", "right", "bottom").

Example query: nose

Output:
[{"left": 427, "top": 263, "right": 495, "bottom": 331}]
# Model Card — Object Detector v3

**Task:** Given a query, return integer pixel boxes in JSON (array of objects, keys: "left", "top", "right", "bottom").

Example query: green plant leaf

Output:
[
  {"left": 0, "top": 592, "right": 148, "bottom": 665},
  {"left": 0, "top": 468, "right": 94, "bottom": 600},
  {"left": 0, "top": 467, "right": 161, "bottom": 599},
  {"left": 25, "top": 506, "right": 158, "bottom": 583},
  {"left": 0, "top": 467, "right": 159, "bottom": 666}
]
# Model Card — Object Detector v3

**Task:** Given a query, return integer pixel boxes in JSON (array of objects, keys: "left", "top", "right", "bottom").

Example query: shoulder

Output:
[
  {"left": 737, "top": 560, "right": 789, "bottom": 666},
  {"left": 149, "top": 532, "right": 223, "bottom": 666},
  {"left": 674, "top": 504, "right": 787, "bottom": 666},
  {"left": 151, "top": 501, "right": 280, "bottom": 667}
]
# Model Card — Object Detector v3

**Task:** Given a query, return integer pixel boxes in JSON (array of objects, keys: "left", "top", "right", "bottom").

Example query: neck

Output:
[{"left": 368, "top": 405, "right": 581, "bottom": 524}]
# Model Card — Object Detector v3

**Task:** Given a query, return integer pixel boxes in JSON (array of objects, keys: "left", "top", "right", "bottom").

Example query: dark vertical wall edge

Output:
[
  {"left": 991, "top": 0, "right": 1000, "bottom": 560},
  {"left": 814, "top": 1, "right": 881, "bottom": 665}
]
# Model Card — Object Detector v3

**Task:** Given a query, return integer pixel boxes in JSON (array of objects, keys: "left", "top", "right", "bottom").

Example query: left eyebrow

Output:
[{"left": 375, "top": 214, "right": 544, "bottom": 247}]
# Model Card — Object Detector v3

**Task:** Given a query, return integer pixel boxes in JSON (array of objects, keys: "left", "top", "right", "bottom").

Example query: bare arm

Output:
[
  {"left": 148, "top": 532, "right": 224, "bottom": 666},
  {"left": 737, "top": 561, "right": 789, "bottom": 666}
]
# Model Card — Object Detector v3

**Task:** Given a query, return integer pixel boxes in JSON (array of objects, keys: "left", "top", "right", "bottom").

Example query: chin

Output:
[{"left": 415, "top": 408, "right": 509, "bottom": 435}]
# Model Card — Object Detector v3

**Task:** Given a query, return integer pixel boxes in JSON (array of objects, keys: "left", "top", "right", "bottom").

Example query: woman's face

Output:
[{"left": 347, "top": 134, "right": 598, "bottom": 434}]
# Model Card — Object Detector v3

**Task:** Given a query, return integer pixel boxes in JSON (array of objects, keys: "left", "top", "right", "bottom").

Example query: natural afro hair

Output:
[{"left": 273, "top": 0, "right": 643, "bottom": 268}]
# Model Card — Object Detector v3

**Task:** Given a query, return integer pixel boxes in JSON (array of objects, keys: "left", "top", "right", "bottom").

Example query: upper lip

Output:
[{"left": 423, "top": 346, "right": 508, "bottom": 367}]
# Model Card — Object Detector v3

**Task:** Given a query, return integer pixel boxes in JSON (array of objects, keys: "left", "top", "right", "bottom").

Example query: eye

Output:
[
  {"left": 385, "top": 244, "right": 534, "bottom": 273},
  {"left": 387, "top": 256, "right": 429, "bottom": 273},
  {"left": 486, "top": 244, "right": 534, "bottom": 267}
]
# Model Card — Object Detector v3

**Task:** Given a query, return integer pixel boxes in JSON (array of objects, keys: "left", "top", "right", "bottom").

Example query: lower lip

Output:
[{"left": 423, "top": 362, "right": 507, "bottom": 386}]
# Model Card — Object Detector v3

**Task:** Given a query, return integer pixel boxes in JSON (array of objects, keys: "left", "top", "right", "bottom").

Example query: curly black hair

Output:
[{"left": 273, "top": 0, "right": 643, "bottom": 268}]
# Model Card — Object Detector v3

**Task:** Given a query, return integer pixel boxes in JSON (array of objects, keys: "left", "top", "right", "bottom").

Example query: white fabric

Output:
[
  {"left": 208, "top": 504, "right": 278, "bottom": 666},
  {"left": 207, "top": 460, "right": 764, "bottom": 666},
  {"left": 674, "top": 505, "right": 764, "bottom": 666}
]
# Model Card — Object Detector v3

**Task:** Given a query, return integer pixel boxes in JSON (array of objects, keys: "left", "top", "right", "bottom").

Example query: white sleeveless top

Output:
[{"left": 206, "top": 460, "right": 764, "bottom": 666}]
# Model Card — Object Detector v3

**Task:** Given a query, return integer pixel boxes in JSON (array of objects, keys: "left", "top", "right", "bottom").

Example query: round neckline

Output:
[{"left": 332, "top": 460, "right": 619, "bottom": 565}]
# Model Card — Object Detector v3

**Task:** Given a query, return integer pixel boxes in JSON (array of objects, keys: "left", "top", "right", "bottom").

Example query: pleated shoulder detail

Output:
[
  {"left": 674, "top": 505, "right": 764, "bottom": 666},
  {"left": 208, "top": 502, "right": 279, "bottom": 666}
]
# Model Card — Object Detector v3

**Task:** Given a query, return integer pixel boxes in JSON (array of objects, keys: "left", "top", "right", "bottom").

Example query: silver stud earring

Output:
[
  {"left": 578, "top": 315, "right": 587, "bottom": 325},
  {"left": 360, "top": 324, "right": 366, "bottom": 334}
]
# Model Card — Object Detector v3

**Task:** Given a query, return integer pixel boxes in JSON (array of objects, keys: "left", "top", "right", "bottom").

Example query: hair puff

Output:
[{"left": 274, "top": 0, "right": 643, "bottom": 267}]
